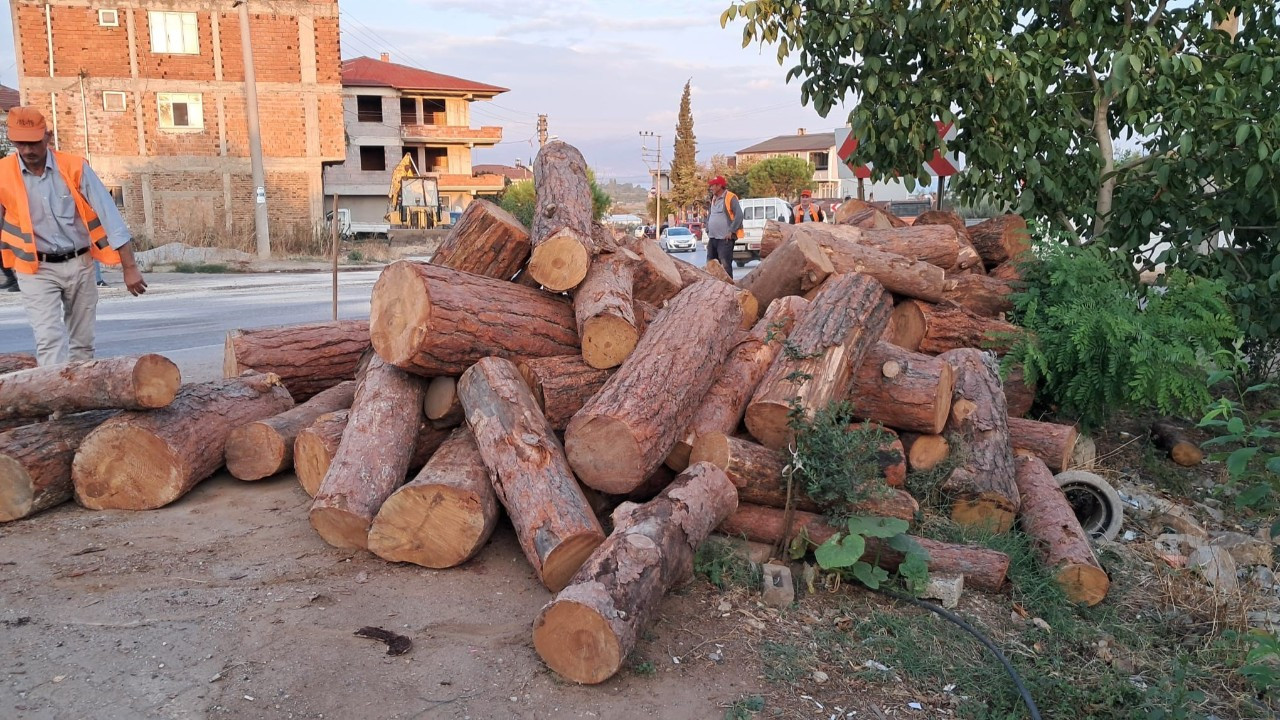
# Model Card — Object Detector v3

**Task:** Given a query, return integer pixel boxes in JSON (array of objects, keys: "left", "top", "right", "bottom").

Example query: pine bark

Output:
[
  {"left": 938, "top": 349, "right": 1020, "bottom": 533},
  {"left": 900, "top": 433, "right": 950, "bottom": 472},
  {"left": 533, "top": 462, "right": 738, "bottom": 684},
  {"left": 794, "top": 225, "right": 949, "bottom": 303},
  {"left": 1014, "top": 454, "right": 1110, "bottom": 606},
  {"left": 913, "top": 210, "right": 984, "bottom": 273},
  {"left": 430, "top": 199, "right": 531, "bottom": 280},
  {"left": 73, "top": 374, "right": 293, "bottom": 510},
  {"left": 574, "top": 251, "right": 639, "bottom": 369},
  {"left": 459, "top": 357, "right": 605, "bottom": 592},
  {"left": 941, "top": 274, "right": 1014, "bottom": 317},
  {"left": 566, "top": 280, "right": 743, "bottom": 494},
  {"left": 225, "top": 380, "right": 356, "bottom": 481},
  {"left": 423, "top": 376, "right": 466, "bottom": 429},
  {"left": 0, "top": 410, "right": 116, "bottom": 522},
  {"left": 763, "top": 220, "right": 964, "bottom": 270},
  {"left": 969, "top": 214, "right": 1031, "bottom": 267},
  {"left": 224, "top": 320, "right": 369, "bottom": 403},
  {"left": 294, "top": 410, "right": 451, "bottom": 497},
  {"left": 1003, "top": 366, "right": 1036, "bottom": 418},
  {"left": 1151, "top": 417, "right": 1204, "bottom": 466},
  {"left": 759, "top": 220, "right": 795, "bottom": 259},
  {"left": 527, "top": 141, "right": 597, "bottom": 291},
  {"left": 834, "top": 198, "right": 909, "bottom": 228},
  {"left": 369, "top": 261, "right": 578, "bottom": 376},
  {"left": 887, "top": 299, "right": 1021, "bottom": 354},
  {"left": 671, "top": 257, "right": 758, "bottom": 326},
  {"left": 1007, "top": 416, "right": 1079, "bottom": 473},
  {"left": 737, "top": 235, "right": 834, "bottom": 309},
  {"left": 0, "top": 353, "right": 36, "bottom": 374},
  {"left": 0, "top": 354, "right": 180, "bottom": 421},
  {"left": 517, "top": 355, "right": 615, "bottom": 431},
  {"left": 628, "top": 239, "right": 685, "bottom": 305},
  {"left": 846, "top": 342, "right": 955, "bottom": 435},
  {"left": 745, "top": 273, "right": 892, "bottom": 449}
]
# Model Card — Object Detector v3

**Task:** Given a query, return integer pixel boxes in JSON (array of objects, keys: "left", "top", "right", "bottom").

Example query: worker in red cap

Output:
[
  {"left": 704, "top": 176, "right": 743, "bottom": 278},
  {"left": 0, "top": 106, "right": 147, "bottom": 366},
  {"left": 790, "top": 188, "right": 826, "bottom": 224}
]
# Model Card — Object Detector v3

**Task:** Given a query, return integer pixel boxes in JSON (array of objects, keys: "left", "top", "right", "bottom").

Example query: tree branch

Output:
[{"left": 1145, "top": 0, "right": 1168, "bottom": 33}]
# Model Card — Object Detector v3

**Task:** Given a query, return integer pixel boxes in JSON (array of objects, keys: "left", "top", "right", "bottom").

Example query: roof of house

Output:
[
  {"left": 473, "top": 163, "right": 532, "bottom": 180},
  {"left": 341, "top": 57, "right": 508, "bottom": 96},
  {"left": 737, "top": 131, "right": 836, "bottom": 155},
  {"left": 0, "top": 85, "right": 21, "bottom": 112}
]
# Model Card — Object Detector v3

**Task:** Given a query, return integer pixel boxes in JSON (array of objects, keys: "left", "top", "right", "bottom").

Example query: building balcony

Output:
[{"left": 401, "top": 124, "right": 503, "bottom": 146}]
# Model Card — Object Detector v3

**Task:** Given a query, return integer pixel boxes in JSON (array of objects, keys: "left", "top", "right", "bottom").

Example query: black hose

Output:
[{"left": 873, "top": 586, "right": 1043, "bottom": 720}]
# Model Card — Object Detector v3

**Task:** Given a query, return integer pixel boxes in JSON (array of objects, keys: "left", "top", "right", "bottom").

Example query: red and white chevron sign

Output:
[{"left": 836, "top": 121, "right": 958, "bottom": 178}]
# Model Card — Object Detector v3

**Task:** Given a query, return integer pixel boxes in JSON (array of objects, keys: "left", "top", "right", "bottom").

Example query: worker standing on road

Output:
[
  {"left": 0, "top": 107, "right": 148, "bottom": 366},
  {"left": 705, "top": 176, "right": 742, "bottom": 279},
  {"left": 791, "top": 189, "right": 826, "bottom": 223}
]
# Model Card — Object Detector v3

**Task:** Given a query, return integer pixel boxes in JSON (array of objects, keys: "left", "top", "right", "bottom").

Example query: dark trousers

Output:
[{"left": 706, "top": 237, "right": 735, "bottom": 279}]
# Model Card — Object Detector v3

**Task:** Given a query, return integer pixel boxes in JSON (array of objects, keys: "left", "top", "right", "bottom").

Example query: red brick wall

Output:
[
  {"left": 38, "top": 5, "right": 134, "bottom": 78},
  {"left": 134, "top": 9, "right": 218, "bottom": 81},
  {"left": 219, "top": 14, "right": 302, "bottom": 83},
  {"left": 314, "top": 17, "right": 342, "bottom": 84},
  {"left": 139, "top": 91, "right": 221, "bottom": 157}
]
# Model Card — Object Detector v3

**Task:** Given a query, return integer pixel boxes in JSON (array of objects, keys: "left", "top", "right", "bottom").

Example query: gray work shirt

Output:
[
  {"left": 706, "top": 192, "right": 743, "bottom": 240},
  {"left": 0, "top": 152, "right": 132, "bottom": 255}
]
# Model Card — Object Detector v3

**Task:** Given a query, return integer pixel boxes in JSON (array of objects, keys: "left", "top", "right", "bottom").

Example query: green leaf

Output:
[
  {"left": 1270, "top": 517, "right": 1280, "bottom": 540},
  {"left": 898, "top": 550, "right": 930, "bottom": 592},
  {"left": 1235, "top": 482, "right": 1271, "bottom": 508},
  {"left": 1246, "top": 164, "right": 1264, "bottom": 190},
  {"left": 865, "top": 75, "right": 879, "bottom": 95},
  {"left": 814, "top": 533, "right": 866, "bottom": 569},
  {"left": 1236, "top": 124, "right": 1252, "bottom": 146},
  {"left": 850, "top": 561, "right": 889, "bottom": 589},
  {"left": 1266, "top": 457, "right": 1280, "bottom": 475},
  {"left": 846, "top": 516, "right": 909, "bottom": 539},
  {"left": 887, "top": 534, "right": 923, "bottom": 555},
  {"left": 1228, "top": 446, "right": 1260, "bottom": 478},
  {"left": 1228, "top": 416, "right": 1247, "bottom": 435},
  {"left": 1126, "top": 85, "right": 1139, "bottom": 108}
]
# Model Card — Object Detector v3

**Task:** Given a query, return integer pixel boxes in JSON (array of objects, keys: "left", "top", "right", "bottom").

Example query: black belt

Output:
[
  {"left": 37, "top": 247, "right": 90, "bottom": 263},
  {"left": 709, "top": 237, "right": 730, "bottom": 241}
]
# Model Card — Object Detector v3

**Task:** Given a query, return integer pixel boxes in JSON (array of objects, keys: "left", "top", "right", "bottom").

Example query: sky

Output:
[{"left": 0, "top": 0, "right": 853, "bottom": 184}]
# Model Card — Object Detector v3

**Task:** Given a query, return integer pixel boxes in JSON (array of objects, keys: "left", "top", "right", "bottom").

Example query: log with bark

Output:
[
  {"left": 0, "top": 410, "right": 116, "bottom": 522},
  {"left": 423, "top": 376, "right": 466, "bottom": 429},
  {"left": 795, "top": 225, "right": 949, "bottom": 303},
  {"left": 938, "top": 349, "right": 1020, "bottom": 533},
  {"left": 670, "top": 257, "right": 758, "bottom": 327},
  {"left": 224, "top": 319, "right": 370, "bottom": 403},
  {"left": 533, "top": 462, "right": 738, "bottom": 684},
  {"left": 1002, "top": 365, "right": 1036, "bottom": 418},
  {"left": 430, "top": 199, "right": 531, "bottom": 280},
  {"left": 293, "top": 410, "right": 451, "bottom": 497},
  {"left": 1014, "top": 454, "right": 1110, "bottom": 606},
  {"left": 73, "top": 374, "right": 293, "bottom": 510},
  {"left": 566, "top": 280, "right": 743, "bottom": 494},
  {"left": 516, "top": 355, "right": 615, "bottom": 431},
  {"left": 846, "top": 341, "right": 955, "bottom": 435},
  {"left": 1007, "top": 416, "right": 1079, "bottom": 473},
  {"left": 574, "top": 250, "right": 639, "bottom": 369},
  {"left": 225, "top": 380, "right": 356, "bottom": 481},
  {"left": 0, "top": 354, "right": 180, "bottom": 420},
  {"left": 718, "top": 504, "right": 1010, "bottom": 591},
  {"left": 527, "top": 141, "right": 597, "bottom": 291},
  {"left": 745, "top": 273, "right": 892, "bottom": 449},
  {"left": 834, "top": 198, "right": 908, "bottom": 228},
  {"left": 666, "top": 296, "right": 809, "bottom": 471},
  {"left": 737, "top": 234, "right": 833, "bottom": 310},
  {"left": 900, "top": 433, "right": 950, "bottom": 472},
  {"left": 459, "top": 357, "right": 605, "bottom": 592},
  {"left": 968, "top": 214, "right": 1030, "bottom": 267},
  {"left": 628, "top": 239, "right": 684, "bottom": 305},
  {"left": 367, "top": 427, "right": 500, "bottom": 569},
  {"left": 940, "top": 274, "right": 1014, "bottom": 317},
  {"left": 887, "top": 299, "right": 1021, "bottom": 354},
  {"left": 689, "top": 432, "right": 917, "bottom": 519},
  {"left": 308, "top": 357, "right": 429, "bottom": 549},
  {"left": 758, "top": 220, "right": 795, "bottom": 259},
  {"left": 912, "top": 210, "right": 984, "bottom": 274},
  {"left": 989, "top": 260, "right": 1025, "bottom": 283},
  {"left": 369, "top": 261, "right": 579, "bottom": 376},
  {"left": 0, "top": 353, "right": 36, "bottom": 374},
  {"left": 1151, "top": 417, "right": 1204, "bottom": 466},
  {"left": 762, "top": 220, "right": 964, "bottom": 270},
  {"left": 851, "top": 423, "right": 908, "bottom": 489}
]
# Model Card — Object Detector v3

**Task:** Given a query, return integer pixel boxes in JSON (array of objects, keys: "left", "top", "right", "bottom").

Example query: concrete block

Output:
[
  {"left": 716, "top": 536, "right": 775, "bottom": 566},
  {"left": 919, "top": 573, "right": 965, "bottom": 609},
  {"left": 761, "top": 563, "right": 794, "bottom": 608}
]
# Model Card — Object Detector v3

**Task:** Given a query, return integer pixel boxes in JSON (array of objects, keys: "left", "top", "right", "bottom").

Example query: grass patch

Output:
[
  {"left": 723, "top": 695, "right": 764, "bottom": 720},
  {"left": 694, "top": 537, "right": 762, "bottom": 591},
  {"left": 629, "top": 658, "right": 656, "bottom": 677},
  {"left": 172, "top": 262, "right": 233, "bottom": 274},
  {"left": 759, "top": 641, "right": 815, "bottom": 684}
]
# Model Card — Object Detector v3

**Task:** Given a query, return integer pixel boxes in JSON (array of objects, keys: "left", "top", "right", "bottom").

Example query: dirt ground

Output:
[{"left": 0, "top": 474, "right": 767, "bottom": 720}]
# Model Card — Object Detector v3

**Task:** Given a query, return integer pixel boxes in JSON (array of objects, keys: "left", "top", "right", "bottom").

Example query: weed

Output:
[
  {"left": 347, "top": 250, "right": 365, "bottom": 262},
  {"left": 723, "top": 695, "right": 765, "bottom": 720},
  {"left": 759, "top": 641, "right": 814, "bottom": 684},
  {"left": 694, "top": 537, "right": 762, "bottom": 591},
  {"left": 629, "top": 658, "right": 656, "bottom": 677},
  {"left": 789, "top": 402, "right": 895, "bottom": 519},
  {"left": 172, "top": 262, "right": 232, "bottom": 274}
]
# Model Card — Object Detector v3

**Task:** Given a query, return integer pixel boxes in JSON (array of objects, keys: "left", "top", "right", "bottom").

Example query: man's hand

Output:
[{"left": 123, "top": 265, "right": 147, "bottom": 296}]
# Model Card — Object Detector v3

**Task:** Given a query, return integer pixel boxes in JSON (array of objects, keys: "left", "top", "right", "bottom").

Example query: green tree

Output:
[
  {"left": 499, "top": 171, "right": 612, "bottom": 228},
  {"left": 746, "top": 156, "right": 813, "bottom": 199},
  {"left": 668, "top": 80, "right": 703, "bottom": 218}
]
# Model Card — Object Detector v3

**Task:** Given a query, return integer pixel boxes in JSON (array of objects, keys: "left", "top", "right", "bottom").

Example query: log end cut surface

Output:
[
  {"left": 133, "top": 354, "right": 182, "bottom": 408},
  {"left": 0, "top": 456, "right": 35, "bottom": 522},
  {"left": 308, "top": 506, "right": 373, "bottom": 551},
  {"left": 564, "top": 416, "right": 643, "bottom": 494},
  {"left": 529, "top": 230, "right": 592, "bottom": 292},
  {"left": 73, "top": 425, "right": 182, "bottom": 510},
  {"left": 533, "top": 598, "right": 622, "bottom": 685},
  {"left": 224, "top": 423, "right": 288, "bottom": 481},
  {"left": 294, "top": 437, "right": 330, "bottom": 498},
  {"left": 950, "top": 493, "right": 1017, "bottom": 534},
  {"left": 1057, "top": 564, "right": 1111, "bottom": 607},
  {"left": 582, "top": 315, "right": 639, "bottom": 370},
  {"left": 368, "top": 485, "right": 492, "bottom": 568},
  {"left": 542, "top": 532, "right": 607, "bottom": 593},
  {"left": 369, "top": 263, "right": 433, "bottom": 367},
  {"left": 744, "top": 401, "right": 794, "bottom": 451}
]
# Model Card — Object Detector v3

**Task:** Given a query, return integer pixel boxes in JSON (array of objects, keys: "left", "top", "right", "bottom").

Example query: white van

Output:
[{"left": 734, "top": 197, "right": 791, "bottom": 266}]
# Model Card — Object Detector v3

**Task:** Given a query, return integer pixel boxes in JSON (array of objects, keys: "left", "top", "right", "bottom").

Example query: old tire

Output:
[{"left": 1054, "top": 470, "right": 1123, "bottom": 542}]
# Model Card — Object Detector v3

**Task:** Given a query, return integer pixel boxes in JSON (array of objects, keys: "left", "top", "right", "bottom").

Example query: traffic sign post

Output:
[{"left": 834, "top": 122, "right": 959, "bottom": 205}]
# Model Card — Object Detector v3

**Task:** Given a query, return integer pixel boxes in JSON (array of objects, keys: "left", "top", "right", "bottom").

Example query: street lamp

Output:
[{"left": 639, "top": 131, "right": 661, "bottom": 232}]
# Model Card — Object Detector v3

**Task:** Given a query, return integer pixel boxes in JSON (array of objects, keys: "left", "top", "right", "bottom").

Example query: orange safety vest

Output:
[
  {"left": 794, "top": 204, "right": 821, "bottom": 223},
  {"left": 0, "top": 150, "right": 120, "bottom": 274},
  {"left": 722, "top": 190, "right": 744, "bottom": 240}
]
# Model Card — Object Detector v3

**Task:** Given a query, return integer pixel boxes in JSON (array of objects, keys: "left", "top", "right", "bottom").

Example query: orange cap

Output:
[
  {"left": 800, "top": 189, "right": 812, "bottom": 197},
  {"left": 7, "top": 107, "right": 47, "bottom": 142}
]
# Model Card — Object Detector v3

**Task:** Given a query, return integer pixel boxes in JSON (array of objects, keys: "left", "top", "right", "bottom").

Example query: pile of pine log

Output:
[{"left": 0, "top": 140, "right": 1111, "bottom": 685}]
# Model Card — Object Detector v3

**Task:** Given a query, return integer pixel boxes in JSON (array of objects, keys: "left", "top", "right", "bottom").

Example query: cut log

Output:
[
  {"left": 1002, "top": 365, "right": 1036, "bottom": 418},
  {"left": 628, "top": 239, "right": 684, "bottom": 305},
  {"left": 900, "top": 433, "right": 950, "bottom": 472},
  {"left": 225, "top": 380, "right": 356, "bottom": 481},
  {"left": 0, "top": 354, "right": 180, "bottom": 421},
  {"left": 759, "top": 220, "right": 795, "bottom": 259},
  {"left": 834, "top": 198, "right": 908, "bottom": 228},
  {"left": 294, "top": 410, "right": 451, "bottom": 497},
  {"left": 745, "top": 273, "right": 892, "bottom": 449},
  {"left": 0, "top": 410, "right": 116, "bottom": 522},
  {"left": 795, "top": 225, "right": 948, "bottom": 303},
  {"left": 737, "top": 234, "right": 834, "bottom": 310},
  {"left": 670, "top": 257, "right": 757, "bottom": 325},
  {"left": 719, "top": 504, "right": 1010, "bottom": 591},
  {"left": 969, "top": 214, "right": 1030, "bottom": 267},
  {"left": 370, "top": 261, "right": 579, "bottom": 376},
  {"left": 690, "top": 432, "right": 916, "bottom": 519},
  {"left": 847, "top": 342, "right": 954, "bottom": 434},
  {"left": 73, "top": 374, "right": 293, "bottom": 510},
  {"left": 459, "top": 357, "right": 605, "bottom": 592},
  {"left": 852, "top": 423, "right": 908, "bottom": 489},
  {"left": 666, "top": 296, "right": 809, "bottom": 470},
  {"left": 1151, "top": 417, "right": 1204, "bottom": 467},
  {"left": 0, "top": 353, "right": 36, "bottom": 375},
  {"left": 938, "top": 349, "right": 1020, "bottom": 533},
  {"left": 367, "top": 427, "right": 500, "bottom": 569},
  {"left": 527, "top": 141, "right": 597, "bottom": 291},
  {"left": 764, "top": 220, "right": 963, "bottom": 271},
  {"left": 309, "top": 357, "right": 428, "bottom": 550},
  {"left": 516, "top": 355, "right": 614, "bottom": 431},
  {"left": 224, "top": 320, "right": 368, "bottom": 403},
  {"left": 421, "top": 376, "right": 464, "bottom": 429},
  {"left": 574, "top": 251, "right": 638, "bottom": 369},
  {"left": 887, "top": 299, "right": 1021, "bottom": 354},
  {"left": 430, "top": 199, "right": 531, "bottom": 280},
  {"left": 941, "top": 274, "right": 1014, "bottom": 317},
  {"left": 533, "top": 462, "right": 738, "bottom": 684},
  {"left": 1014, "top": 454, "right": 1110, "bottom": 606},
  {"left": 566, "top": 280, "right": 743, "bottom": 494},
  {"left": 913, "top": 210, "right": 984, "bottom": 273},
  {"left": 701, "top": 258, "right": 734, "bottom": 284},
  {"left": 989, "top": 260, "right": 1025, "bottom": 283},
  {"left": 1007, "top": 417, "right": 1078, "bottom": 473}
]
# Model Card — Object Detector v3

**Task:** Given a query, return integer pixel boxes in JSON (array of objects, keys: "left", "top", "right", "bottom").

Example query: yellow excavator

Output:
[{"left": 385, "top": 154, "right": 441, "bottom": 230}]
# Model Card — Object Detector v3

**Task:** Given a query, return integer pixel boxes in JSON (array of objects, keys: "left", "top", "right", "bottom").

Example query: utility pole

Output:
[
  {"left": 237, "top": 0, "right": 271, "bottom": 259},
  {"left": 537, "top": 114, "right": 548, "bottom": 147},
  {"left": 639, "top": 131, "right": 662, "bottom": 229}
]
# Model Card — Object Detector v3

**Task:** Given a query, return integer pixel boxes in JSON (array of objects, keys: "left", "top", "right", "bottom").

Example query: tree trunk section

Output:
[
  {"left": 847, "top": 342, "right": 955, "bottom": 435},
  {"left": 851, "top": 423, "right": 908, "bottom": 488},
  {"left": 913, "top": 210, "right": 984, "bottom": 273},
  {"left": 887, "top": 300, "right": 1021, "bottom": 354},
  {"left": 666, "top": 296, "right": 809, "bottom": 470},
  {"left": 1007, "top": 417, "right": 1078, "bottom": 472},
  {"left": 989, "top": 260, "right": 1024, "bottom": 283},
  {"left": 370, "top": 261, "right": 579, "bottom": 376},
  {"left": 1014, "top": 454, "right": 1110, "bottom": 606},
  {"left": 746, "top": 273, "right": 892, "bottom": 449},
  {"left": 690, "top": 432, "right": 916, "bottom": 519},
  {"left": 533, "top": 462, "right": 738, "bottom": 684},
  {"left": 566, "top": 280, "right": 743, "bottom": 494},
  {"left": 73, "top": 374, "right": 293, "bottom": 510},
  {"left": 0, "top": 411, "right": 116, "bottom": 522},
  {"left": 0, "top": 353, "right": 36, "bottom": 374},
  {"left": 574, "top": 251, "right": 639, "bottom": 369},
  {"left": 718, "top": 504, "right": 1010, "bottom": 591},
  {"left": 424, "top": 376, "right": 466, "bottom": 429},
  {"left": 308, "top": 357, "right": 428, "bottom": 549},
  {"left": 759, "top": 220, "right": 795, "bottom": 259},
  {"left": 968, "top": 214, "right": 1030, "bottom": 267},
  {"left": 938, "top": 349, "right": 1020, "bottom": 533},
  {"left": 1003, "top": 365, "right": 1036, "bottom": 418},
  {"left": 900, "top": 433, "right": 950, "bottom": 472},
  {"left": 0, "top": 354, "right": 180, "bottom": 421},
  {"left": 517, "top": 355, "right": 614, "bottom": 432},
  {"left": 834, "top": 199, "right": 908, "bottom": 228},
  {"left": 941, "top": 274, "right": 1014, "bottom": 317},
  {"left": 225, "top": 380, "right": 356, "bottom": 481},
  {"left": 294, "top": 409, "right": 451, "bottom": 498},
  {"left": 430, "top": 199, "right": 531, "bottom": 280},
  {"left": 795, "top": 225, "right": 948, "bottom": 303},
  {"left": 367, "top": 427, "right": 500, "bottom": 569},
  {"left": 765, "top": 221, "right": 964, "bottom": 271},
  {"left": 670, "top": 257, "right": 757, "bottom": 326},
  {"left": 459, "top": 357, "right": 605, "bottom": 592},
  {"left": 737, "top": 234, "right": 834, "bottom": 310},
  {"left": 527, "top": 141, "right": 597, "bottom": 291},
  {"left": 1151, "top": 417, "right": 1204, "bottom": 466},
  {"left": 629, "top": 239, "right": 684, "bottom": 305},
  {"left": 224, "top": 320, "right": 369, "bottom": 403}
]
